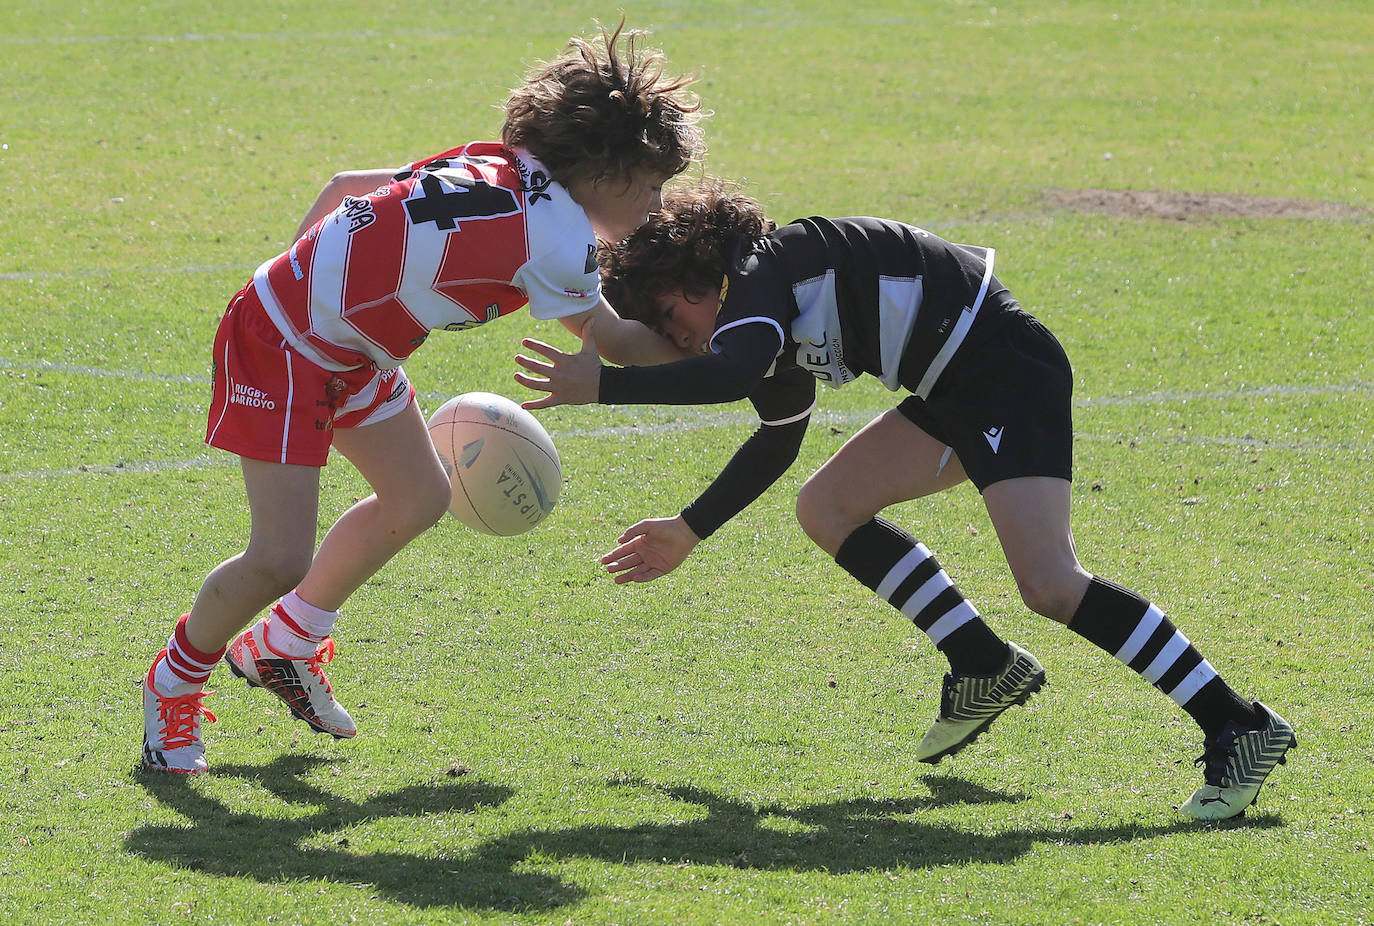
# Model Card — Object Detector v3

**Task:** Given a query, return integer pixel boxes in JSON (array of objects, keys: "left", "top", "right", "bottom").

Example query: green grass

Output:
[{"left": 2, "top": 1, "right": 1372, "bottom": 923}]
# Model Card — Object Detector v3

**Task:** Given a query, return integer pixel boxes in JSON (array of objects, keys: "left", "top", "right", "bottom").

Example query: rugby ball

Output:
[{"left": 426, "top": 392, "right": 561, "bottom": 535}]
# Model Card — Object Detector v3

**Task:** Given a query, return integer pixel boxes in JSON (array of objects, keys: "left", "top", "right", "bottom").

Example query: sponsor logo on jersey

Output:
[
  {"left": 440, "top": 303, "right": 501, "bottom": 332},
  {"left": 340, "top": 196, "right": 376, "bottom": 234},
  {"left": 526, "top": 169, "right": 552, "bottom": 204},
  {"left": 583, "top": 243, "right": 598, "bottom": 274},
  {"left": 983, "top": 427, "right": 1004, "bottom": 453},
  {"left": 230, "top": 383, "right": 276, "bottom": 410},
  {"left": 442, "top": 318, "right": 484, "bottom": 331},
  {"left": 515, "top": 156, "right": 553, "bottom": 204}
]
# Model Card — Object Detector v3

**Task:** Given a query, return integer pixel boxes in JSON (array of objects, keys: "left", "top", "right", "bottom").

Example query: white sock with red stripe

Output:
[
  {"left": 153, "top": 613, "right": 225, "bottom": 696},
  {"left": 267, "top": 590, "right": 339, "bottom": 659}
]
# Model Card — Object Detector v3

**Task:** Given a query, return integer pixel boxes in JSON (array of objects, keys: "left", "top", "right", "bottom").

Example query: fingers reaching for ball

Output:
[
  {"left": 514, "top": 336, "right": 603, "bottom": 409},
  {"left": 599, "top": 515, "right": 702, "bottom": 584}
]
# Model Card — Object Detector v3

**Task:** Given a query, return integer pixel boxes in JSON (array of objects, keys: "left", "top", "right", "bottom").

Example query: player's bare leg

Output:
[
  {"left": 980, "top": 476, "right": 1091, "bottom": 624},
  {"left": 985, "top": 476, "right": 1292, "bottom": 819},
  {"left": 797, "top": 408, "right": 965, "bottom": 557},
  {"left": 796, "top": 409, "right": 1043, "bottom": 763},
  {"left": 296, "top": 400, "right": 451, "bottom": 610},
  {"left": 188, "top": 459, "right": 322, "bottom": 649},
  {"left": 225, "top": 402, "right": 450, "bottom": 738},
  {"left": 143, "top": 459, "right": 321, "bottom": 772}
]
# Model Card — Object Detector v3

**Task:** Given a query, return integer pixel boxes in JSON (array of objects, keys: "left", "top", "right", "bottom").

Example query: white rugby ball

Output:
[{"left": 426, "top": 392, "right": 561, "bottom": 535}]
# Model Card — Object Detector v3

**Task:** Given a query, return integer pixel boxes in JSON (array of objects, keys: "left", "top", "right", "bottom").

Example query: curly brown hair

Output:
[
  {"left": 600, "top": 178, "right": 775, "bottom": 326},
  {"left": 502, "top": 20, "right": 707, "bottom": 187}
]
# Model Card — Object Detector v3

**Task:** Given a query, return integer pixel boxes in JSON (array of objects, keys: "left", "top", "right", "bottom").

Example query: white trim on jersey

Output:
[
  {"left": 913, "top": 247, "right": 996, "bottom": 400},
  {"left": 759, "top": 400, "right": 817, "bottom": 427},
  {"left": 876, "top": 275, "right": 923, "bottom": 391},
  {"left": 710, "top": 316, "right": 785, "bottom": 354},
  {"left": 252, "top": 264, "right": 354, "bottom": 373},
  {"left": 279, "top": 338, "right": 295, "bottom": 464},
  {"left": 791, "top": 271, "right": 854, "bottom": 388},
  {"left": 206, "top": 329, "right": 234, "bottom": 448}
]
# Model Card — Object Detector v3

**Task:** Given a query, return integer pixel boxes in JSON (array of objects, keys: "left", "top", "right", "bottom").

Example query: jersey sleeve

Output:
[
  {"left": 515, "top": 187, "right": 602, "bottom": 321},
  {"left": 514, "top": 254, "right": 601, "bottom": 320},
  {"left": 598, "top": 321, "right": 782, "bottom": 405},
  {"left": 679, "top": 366, "right": 815, "bottom": 539}
]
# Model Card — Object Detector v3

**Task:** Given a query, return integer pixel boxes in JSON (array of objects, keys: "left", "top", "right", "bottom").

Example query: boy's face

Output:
[
  {"left": 568, "top": 169, "right": 669, "bottom": 242},
  {"left": 652, "top": 287, "right": 721, "bottom": 356}
]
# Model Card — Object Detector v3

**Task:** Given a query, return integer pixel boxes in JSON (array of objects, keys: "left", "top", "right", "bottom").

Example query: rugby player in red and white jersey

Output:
[{"left": 141, "top": 22, "right": 707, "bottom": 774}]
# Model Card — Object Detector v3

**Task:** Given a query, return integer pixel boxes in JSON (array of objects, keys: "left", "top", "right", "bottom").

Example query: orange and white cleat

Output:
[
  {"left": 224, "top": 616, "right": 357, "bottom": 739},
  {"left": 142, "top": 651, "right": 217, "bottom": 774}
]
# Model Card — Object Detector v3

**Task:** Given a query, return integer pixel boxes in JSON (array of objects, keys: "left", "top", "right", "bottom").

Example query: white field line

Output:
[
  {"left": 0, "top": 264, "right": 253, "bottom": 282},
  {"left": 0, "top": 357, "right": 206, "bottom": 383},
  {"left": 1, "top": 377, "right": 1369, "bottom": 482},
  {"left": 0, "top": 29, "right": 499, "bottom": 47},
  {"left": 3, "top": 355, "right": 1369, "bottom": 407}
]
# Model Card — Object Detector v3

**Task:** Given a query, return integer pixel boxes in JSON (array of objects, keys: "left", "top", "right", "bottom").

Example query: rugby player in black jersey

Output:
[{"left": 515, "top": 179, "right": 1295, "bottom": 820}]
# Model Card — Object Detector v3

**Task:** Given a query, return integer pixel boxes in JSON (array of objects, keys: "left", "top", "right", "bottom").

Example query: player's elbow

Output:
[
  {"left": 716, "top": 373, "right": 759, "bottom": 403},
  {"left": 323, "top": 169, "right": 392, "bottom": 201}
]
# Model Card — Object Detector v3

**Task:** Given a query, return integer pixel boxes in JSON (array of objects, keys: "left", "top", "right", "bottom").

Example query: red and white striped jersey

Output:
[{"left": 251, "top": 143, "right": 600, "bottom": 371}]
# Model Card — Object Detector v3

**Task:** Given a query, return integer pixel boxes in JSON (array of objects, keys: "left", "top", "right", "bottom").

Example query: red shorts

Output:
[{"left": 205, "top": 285, "right": 416, "bottom": 466}]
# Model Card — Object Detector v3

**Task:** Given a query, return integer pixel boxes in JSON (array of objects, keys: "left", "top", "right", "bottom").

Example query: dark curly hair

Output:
[
  {"left": 601, "top": 179, "right": 774, "bottom": 327},
  {"left": 502, "top": 19, "right": 707, "bottom": 187}
]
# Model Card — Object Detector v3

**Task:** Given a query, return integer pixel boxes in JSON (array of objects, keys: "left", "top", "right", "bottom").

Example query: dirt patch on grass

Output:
[{"left": 1045, "top": 188, "right": 1371, "bottom": 222}]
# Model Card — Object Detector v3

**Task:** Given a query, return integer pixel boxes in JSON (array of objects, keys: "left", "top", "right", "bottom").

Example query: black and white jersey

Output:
[
  {"left": 601, "top": 216, "right": 1012, "bottom": 419},
  {"left": 597, "top": 216, "right": 1016, "bottom": 539},
  {"left": 718, "top": 216, "right": 1007, "bottom": 400}
]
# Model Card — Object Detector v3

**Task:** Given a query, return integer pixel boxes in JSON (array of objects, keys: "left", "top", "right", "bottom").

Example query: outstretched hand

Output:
[
  {"left": 600, "top": 516, "right": 702, "bottom": 584},
  {"left": 514, "top": 320, "right": 603, "bottom": 409}
]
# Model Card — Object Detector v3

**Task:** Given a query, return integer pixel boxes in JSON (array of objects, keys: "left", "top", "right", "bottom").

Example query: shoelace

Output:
[
  {"left": 304, "top": 637, "right": 337, "bottom": 692},
  {"left": 1193, "top": 729, "right": 1239, "bottom": 787},
  {"left": 157, "top": 690, "right": 217, "bottom": 750},
  {"left": 938, "top": 673, "right": 961, "bottom": 715}
]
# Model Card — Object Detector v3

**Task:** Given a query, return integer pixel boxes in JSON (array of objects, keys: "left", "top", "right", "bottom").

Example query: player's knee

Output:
[
  {"left": 398, "top": 471, "right": 452, "bottom": 535},
  {"left": 417, "top": 474, "right": 452, "bottom": 530},
  {"left": 243, "top": 547, "right": 313, "bottom": 597},
  {"left": 794, "top": 479, "right": 827, "bottom": 541},
  {"left": 796, "top": 478, "right": 865, "bottom": 555},
  {"left": 1015, "top": 575, "right": 1082, "bottom": 623}
]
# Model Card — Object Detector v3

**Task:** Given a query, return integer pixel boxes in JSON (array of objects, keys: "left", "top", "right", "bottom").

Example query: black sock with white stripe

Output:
[
  {"left": 835, "top": 518, "right": 1008, "bottom": 676},
  {"left": 1068, "top": 576, "right": 1259, "bottom": 736}
]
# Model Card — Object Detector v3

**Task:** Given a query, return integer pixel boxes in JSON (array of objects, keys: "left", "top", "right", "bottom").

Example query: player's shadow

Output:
[
  {"left": 126, "top": 760, "right": 1282, "bottom": 913},
  {"left": 126, "top": 755, "right": 565, "bottom": 910}
]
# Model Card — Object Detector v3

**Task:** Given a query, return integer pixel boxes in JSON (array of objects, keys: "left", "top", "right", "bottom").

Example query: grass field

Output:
[{"left": 2, "top": 1, "right": 1372, "bottom": 923}]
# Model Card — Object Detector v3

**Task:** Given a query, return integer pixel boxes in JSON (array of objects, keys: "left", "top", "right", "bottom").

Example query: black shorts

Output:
[{"left": 897, "top": 310, "right": 1073, "bottom": 491}]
